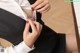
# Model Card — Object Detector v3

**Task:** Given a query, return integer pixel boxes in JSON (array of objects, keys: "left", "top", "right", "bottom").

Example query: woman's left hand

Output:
[
  {"left": 23, "top": 19, "right": 42, "bottom": 48},
  {"left": 32, "top": 0, "right": 51, "bottom": 13}
]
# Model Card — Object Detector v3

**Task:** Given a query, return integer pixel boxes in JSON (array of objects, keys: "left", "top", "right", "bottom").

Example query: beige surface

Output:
[
  {"left": 42, "top": 0, "right": 74, "bottom": 34},
  {"left": 42, "top": 0, "right": 78, "bottom": 52},
  {"left": 0, "top": 38, "right": 12, "bottom": 47}
]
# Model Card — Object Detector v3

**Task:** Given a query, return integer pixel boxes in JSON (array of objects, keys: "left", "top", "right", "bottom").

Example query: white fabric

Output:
[
  {"left": 73, "top": 2, "right": 80, "bottom": 35},
  {"left": 0, "top": 41, "right": 33, "bottom": 53},
  {"left": 0, "top": 0, "right": 32, "bottom": 20}
]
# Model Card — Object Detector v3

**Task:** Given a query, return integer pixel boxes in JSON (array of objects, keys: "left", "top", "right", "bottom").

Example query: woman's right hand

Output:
[{"left": 23, "top": 19, "right": 42, "bottom": 48}]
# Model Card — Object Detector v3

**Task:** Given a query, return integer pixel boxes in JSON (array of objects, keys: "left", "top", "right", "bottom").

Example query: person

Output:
[
  {"left": 0, "top": 19, "right": 42, "bottom": 53},
  {"left": 0, "top": 0, "right": 66, "bottom": 53},
  {"left": 0, "top": 0, "right": 50, "bottom": 53}
]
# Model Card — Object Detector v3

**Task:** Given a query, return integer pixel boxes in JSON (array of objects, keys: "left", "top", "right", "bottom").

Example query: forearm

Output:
[{"left": 66, "top": 34, "right": 78, "bottom": 52}]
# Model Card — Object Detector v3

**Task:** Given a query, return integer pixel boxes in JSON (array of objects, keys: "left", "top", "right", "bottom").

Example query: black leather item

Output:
[{"left": 29, "top": 25, "right": 66, "bottom": 53}]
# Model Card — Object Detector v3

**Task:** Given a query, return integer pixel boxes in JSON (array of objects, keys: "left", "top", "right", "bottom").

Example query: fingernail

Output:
[{"left": 31, "top": 7, "right": 34, "bottom": 11}]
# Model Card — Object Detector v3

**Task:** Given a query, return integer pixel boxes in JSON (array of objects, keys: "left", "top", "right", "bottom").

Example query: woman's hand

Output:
[
  {"left": 23, "top": 19, "right": 42, "bottom": 48},
  {"left": 32, "top": 0, "right": 51, "bottom": 13}
]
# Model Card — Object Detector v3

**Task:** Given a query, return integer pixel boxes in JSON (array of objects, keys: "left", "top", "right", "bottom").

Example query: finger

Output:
[
  {"left": 35, "top": 0, "right": 49, "bottom": 10},
  {"left": 24, "top": 22, "right": 30, "bottom": 33},
  {"left": 29, "top": 19, "right": 37, "bottom": 32},
  {"left": 33, "top": 21, "right": 42, "bottom": 32},
  {"left": 34, "top": 22, "right": 40, "bottom": 32},
  {"left": 37, "top": 4, "right": 50, "bottom": 13},
  {"left": 32, "top": 0, "right": 44, "bottom": 9}
]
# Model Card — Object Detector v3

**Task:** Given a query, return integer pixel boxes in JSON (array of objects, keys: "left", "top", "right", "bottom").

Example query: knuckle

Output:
[
  {"left": 34, "top": 31, "right": 38, "bottom": 35},
  {"left": 33, "top": 30, "right": 37, "bottom": 33},
  {"left": 45, "top": 0, "right": 49, "bottom": 4},
  {"left": 37, "top": 22, "right": 40, "bottom": 25}
]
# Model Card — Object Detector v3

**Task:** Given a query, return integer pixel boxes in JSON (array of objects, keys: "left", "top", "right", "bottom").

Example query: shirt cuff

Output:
[{"left": 14, "top": 41, "right": 34, "bottom": 53}]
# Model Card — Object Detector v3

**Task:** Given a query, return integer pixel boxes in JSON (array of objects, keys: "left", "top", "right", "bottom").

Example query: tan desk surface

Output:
[{"left": 42, "top": 0, "right": 79, "bottom": 52}]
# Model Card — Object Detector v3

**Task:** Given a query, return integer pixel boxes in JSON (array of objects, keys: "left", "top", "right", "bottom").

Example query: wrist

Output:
[
  {"left": 24, "top": 40, "right": 34, "bottom": 48},
  {"left": 14, "top": 41, "right": 34, "bottom": 53}
]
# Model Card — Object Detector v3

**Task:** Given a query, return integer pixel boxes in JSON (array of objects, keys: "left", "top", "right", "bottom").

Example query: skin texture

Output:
[
  {"left": 23, "top": 19, "right": 42, "bottom": 48},
  {"left": 32, "top": 0, "right": 51, "bottom": 13}
]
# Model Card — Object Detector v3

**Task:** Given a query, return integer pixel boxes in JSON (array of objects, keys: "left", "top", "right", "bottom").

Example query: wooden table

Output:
[{"left": 42, "top": 0, "right": 80, "bottom": 52}]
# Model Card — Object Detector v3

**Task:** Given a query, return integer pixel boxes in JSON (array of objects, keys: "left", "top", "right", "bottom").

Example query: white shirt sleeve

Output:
[{"left": 0, "top": 41, "right": 34, "bottom": 53}]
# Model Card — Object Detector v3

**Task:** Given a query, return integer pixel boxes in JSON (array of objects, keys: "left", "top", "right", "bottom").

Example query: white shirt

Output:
[
  {"left": 0, "top": 0, "right": 32, "bottom": 20},
  {"left": 0, "top": 41, "right": 33, "bottom": 53},
  {"left": 73, "top": 2, "right": 80, "bottom": 36},
  {"left": 0, "top": 0, "right": 34, "bottom": 53}
]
